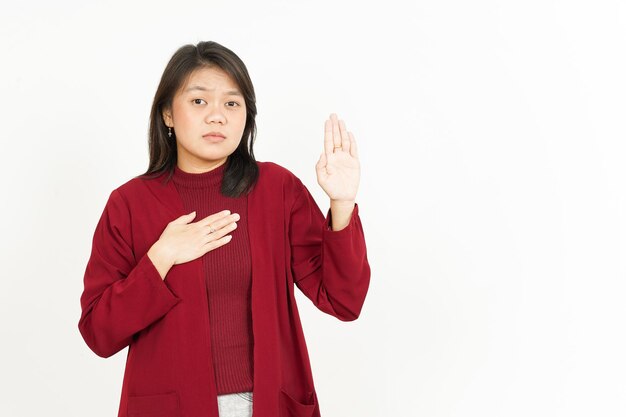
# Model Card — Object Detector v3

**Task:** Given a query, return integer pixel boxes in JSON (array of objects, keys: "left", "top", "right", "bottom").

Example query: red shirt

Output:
[{"left": 78, "top": 161, "right": 371, "bottom": 417}]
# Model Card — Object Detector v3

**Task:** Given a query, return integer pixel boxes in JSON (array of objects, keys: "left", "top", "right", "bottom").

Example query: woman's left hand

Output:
[{"left": 316, "top": 113, "right": 360, "bottom": 202}]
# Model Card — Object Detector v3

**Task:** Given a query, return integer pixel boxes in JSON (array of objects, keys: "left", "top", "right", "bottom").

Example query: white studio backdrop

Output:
[{"left": 0, "top": 0, "right": 625, "bottom": 416}]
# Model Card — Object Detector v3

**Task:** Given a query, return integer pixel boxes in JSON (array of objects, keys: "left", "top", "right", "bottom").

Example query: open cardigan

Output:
[{"left": 78, "top": 161, "right": 371, "bottom": 417}]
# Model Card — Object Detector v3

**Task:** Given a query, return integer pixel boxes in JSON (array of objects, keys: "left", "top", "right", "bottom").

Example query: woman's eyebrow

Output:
[{"left": 184, "top": 85, "right": 243, "bottom": 97}]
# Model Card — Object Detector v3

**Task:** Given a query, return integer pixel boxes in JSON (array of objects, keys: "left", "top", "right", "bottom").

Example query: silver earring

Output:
[{"left": 168, "top": 127, "right": 172, "bottom": 138}]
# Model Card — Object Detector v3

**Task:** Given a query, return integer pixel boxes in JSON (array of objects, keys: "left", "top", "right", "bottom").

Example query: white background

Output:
[{"left": 1, "top": 0, "right": 625, "bottom": 416}]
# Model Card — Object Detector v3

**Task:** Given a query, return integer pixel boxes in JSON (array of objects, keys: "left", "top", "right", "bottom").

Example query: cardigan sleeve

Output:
[
  {"left": 78, "top": 188, "right": 182, "bottom": 358},
  {"left": 288, "top": 180, "right": 371, "bottom": 321}
]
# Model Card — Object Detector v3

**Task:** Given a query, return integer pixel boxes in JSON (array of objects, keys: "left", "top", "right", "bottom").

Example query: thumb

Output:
[
  {"left": 316, "top": 151, "right": 326, "bottom": 170},
  {"left": 172, "top": 211, "right": 196, "bottom": 224}
]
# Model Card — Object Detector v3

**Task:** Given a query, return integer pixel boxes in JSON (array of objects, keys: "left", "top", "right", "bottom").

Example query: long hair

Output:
[{"left": 137, "top": 41, "right": 259, "bottom": 197}]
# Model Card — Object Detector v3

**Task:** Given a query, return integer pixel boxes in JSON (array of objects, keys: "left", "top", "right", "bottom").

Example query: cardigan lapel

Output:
[
  {"left": 143, "top": 172, "right": 188, "bottom": 217},
  {"left": 247, "top": 164, "right": 284, "bottom": 415},
  {"left": 144, "top": 171, "right": 222, "bottom": 415}
]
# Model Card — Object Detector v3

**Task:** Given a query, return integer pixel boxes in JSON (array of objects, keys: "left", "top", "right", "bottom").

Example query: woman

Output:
[{"left": 78, "top": 40, "right": 370, "bottom": 417}]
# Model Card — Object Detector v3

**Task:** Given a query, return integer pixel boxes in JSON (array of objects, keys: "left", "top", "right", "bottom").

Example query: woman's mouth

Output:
[{"left": 203, "top": 134, "right": 226, "bottom": 142}]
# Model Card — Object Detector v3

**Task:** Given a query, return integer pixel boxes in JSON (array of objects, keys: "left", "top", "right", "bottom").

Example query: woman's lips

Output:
[{"left": 203, "top": 134, "right": 226, "bottom": 142}]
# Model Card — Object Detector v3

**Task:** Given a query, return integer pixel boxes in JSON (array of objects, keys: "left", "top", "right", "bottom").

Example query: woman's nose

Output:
[{"left": 204, "top": 104, "right": 226, "bottom": 124}]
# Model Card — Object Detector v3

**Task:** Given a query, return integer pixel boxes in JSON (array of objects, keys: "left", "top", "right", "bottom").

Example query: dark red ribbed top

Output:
[{"left": 172, "top": 162, "right": 253, "bottom": 395}]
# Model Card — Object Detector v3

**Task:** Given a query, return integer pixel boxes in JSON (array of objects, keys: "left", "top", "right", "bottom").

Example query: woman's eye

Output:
[{"left": 192, "top": 99, "right": 240, "bottom": 107}]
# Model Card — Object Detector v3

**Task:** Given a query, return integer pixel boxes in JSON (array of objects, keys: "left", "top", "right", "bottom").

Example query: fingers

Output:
[
  {"left": 324, "top": 119, "right": 334, "bottom": 156},
  {"left": 348, "top": 131, "right": 358, "bottom": 158},
  {"left": 201, "top": 213, "right": 238, "bottom": 251},
  {"left": 331, "top": 113, "right": 341, "bottom": 150},
  {"left": 339, "top": 119, "right": 350, "bottom": 153},
  {"left": 326, "top": 113, "right": 356, "bottom": 155},
  {"left": 202, "top": 233, "right": 233, "bottom": 252},
  {"left": 198, "top": 210, "right": 239, "bottom": 237},
  {"left": 198, "top": 210, "right": 234, "bottom": 227}
]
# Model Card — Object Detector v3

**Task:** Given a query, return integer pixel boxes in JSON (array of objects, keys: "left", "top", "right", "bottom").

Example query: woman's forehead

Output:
[{"left": 182, "top": 66, "right": 240, "bottom": 92}]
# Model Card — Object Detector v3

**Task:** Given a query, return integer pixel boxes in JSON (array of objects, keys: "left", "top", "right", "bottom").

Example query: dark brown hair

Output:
[{"left": 137, "top": 41, "right": 259, "bottom": 197}]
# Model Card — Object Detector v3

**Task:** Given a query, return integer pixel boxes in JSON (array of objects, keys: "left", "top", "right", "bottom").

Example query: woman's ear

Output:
[{"left": 162, "top": 107, "right": 173, "bottom": 127}]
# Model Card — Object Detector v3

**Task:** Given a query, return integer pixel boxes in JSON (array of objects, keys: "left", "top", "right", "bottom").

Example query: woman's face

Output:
[{"left": 162, "top": 66, "right": 247, "bottom": 172}]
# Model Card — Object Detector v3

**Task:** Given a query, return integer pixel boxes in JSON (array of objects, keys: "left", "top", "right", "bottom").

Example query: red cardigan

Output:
[{"left": 78, "top": 161, "right": 371, "bottom": 417}]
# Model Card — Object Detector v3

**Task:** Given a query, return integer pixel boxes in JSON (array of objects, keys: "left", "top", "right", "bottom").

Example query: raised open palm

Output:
[{"left": 315, "top": 113, "right": 360, "bottom": 202}]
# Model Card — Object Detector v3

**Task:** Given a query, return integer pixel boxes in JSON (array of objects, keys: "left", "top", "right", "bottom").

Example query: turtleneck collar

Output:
[{"left": 172, "top": 162, "right": 226, "bottom": 188}]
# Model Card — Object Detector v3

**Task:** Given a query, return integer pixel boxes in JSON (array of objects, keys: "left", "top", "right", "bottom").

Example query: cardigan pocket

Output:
[
  {"left": 127, "top": 391, "right": 180, "bottom": 417},
  {"left": 279, "top": 388, "right": 316, "bottom": 417}
]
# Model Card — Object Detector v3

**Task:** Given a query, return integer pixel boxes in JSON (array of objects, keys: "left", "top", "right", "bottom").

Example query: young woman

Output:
[{"left": 78, "top": 40, "right": 371, "bottom": 417}]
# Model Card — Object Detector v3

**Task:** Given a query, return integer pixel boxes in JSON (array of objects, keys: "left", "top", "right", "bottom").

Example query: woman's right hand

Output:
[{"left": 148, "top": 210, "right": 239, "bottom": 279}]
